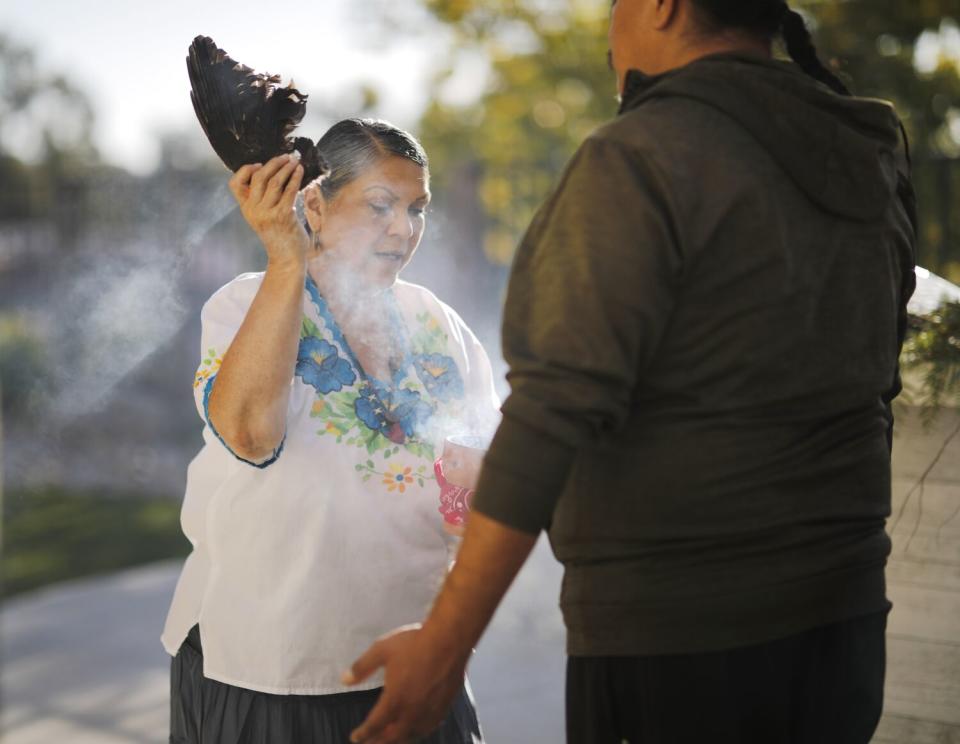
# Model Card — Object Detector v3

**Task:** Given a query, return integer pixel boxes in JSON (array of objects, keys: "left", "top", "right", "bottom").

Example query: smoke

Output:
[
  {"left": 13, "top": 168, "right": 507, "bottom": 490},
  {"left": 417, "top": 406, "right": 500, "bottom": 459},
  {"left": 300, "top": 201, "right": 506, "bottom": 453},
  {"left": 44, "top": 185, "right": 237, "bottom": 423},
  {"left": 49, "top": 253, "right": 187, "bottom": 419}
]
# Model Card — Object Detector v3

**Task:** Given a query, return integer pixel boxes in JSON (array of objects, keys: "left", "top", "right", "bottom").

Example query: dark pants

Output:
[
  {"left": 170, "top": 625, "right": 483, "bottom": 744},
  {"left": 566, "top": 611, "right": 887, "bottom": 744}
]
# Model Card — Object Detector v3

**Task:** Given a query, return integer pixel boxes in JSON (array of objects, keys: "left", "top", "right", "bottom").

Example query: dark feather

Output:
[{"left": 186, "top": 36, "right": 327, "bottom": 184}]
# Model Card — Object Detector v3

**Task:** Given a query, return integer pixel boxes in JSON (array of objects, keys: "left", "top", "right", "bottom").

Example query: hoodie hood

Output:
[{"left": 618, "top": 54, "right": 904, "bottom": 221}]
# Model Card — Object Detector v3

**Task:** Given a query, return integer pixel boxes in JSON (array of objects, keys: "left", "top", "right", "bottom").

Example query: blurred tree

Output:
[
  {"left": 797, "top": 1, "right": 960, "bottom": 277},
  {"left": 0, "top": 154, "right": 34, "bottom": 220},
  {"left": 0, "top": 34, "right": 97, "bottom": 165},
  {"left": 415, "top": 0, "right": 960, "bottom": 279},
  {"left": 0, "top": 34, "right": 99, "bottom": 245},
  {"left": 0, "top": 315, "right": 47, "bottom": 417},
  {"left": 903, "top": 300, "right": 960, "bottom": 418},
  {"left": 417, "top": 0, "right": 613, "bottom": 265}
]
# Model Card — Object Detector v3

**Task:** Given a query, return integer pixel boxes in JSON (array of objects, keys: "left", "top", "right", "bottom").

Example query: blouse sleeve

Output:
[
  {"left": 461, "top": 321, "right": 502, "bottom": 439},
  {"left": 191, "top": 273, "right": 285, "bottom": 469},
  {"left": 440, "top": 302, "right": 502, "bottom": 443}
]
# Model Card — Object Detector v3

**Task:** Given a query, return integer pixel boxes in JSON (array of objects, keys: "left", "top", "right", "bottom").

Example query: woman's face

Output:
[{"left": 308, "top": 155, "right": 430, "bottom": 291}]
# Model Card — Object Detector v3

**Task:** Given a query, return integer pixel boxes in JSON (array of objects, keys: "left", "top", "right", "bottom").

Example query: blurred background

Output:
[{"left": 1, "top": 1, "right": 959, "bottom": 742}]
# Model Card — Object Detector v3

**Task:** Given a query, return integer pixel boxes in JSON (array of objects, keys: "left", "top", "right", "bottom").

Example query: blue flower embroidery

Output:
[
  {"left": 413, "top": 353, "right": 464, "bottom": 401},
  {"left": 296, "top": 337, "right": 357, "bottom": 394},
  {"left": 355, "top": 382, "right": 432, "bottom": 444},
  {"left": 305, "top": 276, "right": 349, "bottom": 350}
]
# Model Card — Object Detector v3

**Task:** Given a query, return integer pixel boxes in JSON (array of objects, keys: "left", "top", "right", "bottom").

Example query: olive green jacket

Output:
[{"left": 472, "top": 53, "right": 916, "bottom": 655}]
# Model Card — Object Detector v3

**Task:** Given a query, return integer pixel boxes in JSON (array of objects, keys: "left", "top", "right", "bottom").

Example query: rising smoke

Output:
[{"left": 45, "top": 181, "right": 238, "bottom": 422}]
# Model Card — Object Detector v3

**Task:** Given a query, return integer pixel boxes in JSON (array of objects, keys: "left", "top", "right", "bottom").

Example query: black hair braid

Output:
[
  {"left": 780, "top": 8, "right": 851, "bottom": 96},
  {"left": 691, "top": 0, "right": 784, "bottom": 35},
  {"left": 691, "top": 1, "right": 851, "bottom": 96}
]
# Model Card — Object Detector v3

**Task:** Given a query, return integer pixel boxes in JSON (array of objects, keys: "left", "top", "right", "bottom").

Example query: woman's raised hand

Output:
[{"left": 229, "top": 153, "right": 308, "bottom": 268}]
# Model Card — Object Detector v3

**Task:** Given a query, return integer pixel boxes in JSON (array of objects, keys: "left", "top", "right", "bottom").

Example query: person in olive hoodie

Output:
[{"left": 345, "top": 1, "right": 917, "bottom": 743}]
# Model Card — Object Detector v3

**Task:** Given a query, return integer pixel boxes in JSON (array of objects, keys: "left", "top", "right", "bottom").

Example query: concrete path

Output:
[
  {"left": 2, "top": 410, "right": 959, "bottom": 743},
  {"left": 1, "top": 561, "right": 175, "bottom": 743},
  {"left": 874, "top": 409, "right": 960, "bottom": 743},
  {"left": 0, "top": 538, "right": 567, "bottom": 744}
]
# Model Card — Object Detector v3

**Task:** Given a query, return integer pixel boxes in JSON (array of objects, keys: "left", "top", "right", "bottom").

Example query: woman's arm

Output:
[{"left": 207, "top": 154, "right": 307, "bottom": 462}]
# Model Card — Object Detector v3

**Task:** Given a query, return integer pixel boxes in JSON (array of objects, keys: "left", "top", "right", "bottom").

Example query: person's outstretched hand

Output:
[
  {"left": 344, "top": 624, "right": 471, "bottom": 744},
  {"left": 346, "top": 510, "right": 539, "bottom": 743}
]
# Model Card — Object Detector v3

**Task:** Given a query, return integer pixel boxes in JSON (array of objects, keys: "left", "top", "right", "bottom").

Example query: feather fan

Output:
[{"left": 186, "top": 36, "right": 327, "bottom": 184}]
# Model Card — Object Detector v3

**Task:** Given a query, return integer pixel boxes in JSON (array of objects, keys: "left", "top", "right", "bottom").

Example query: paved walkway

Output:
[
  {"left": 874, "top": 409, "right": 960, "bottom": 742},
  {"left": 2, "top": 409, "right": 959, "bottom": 743},
  {"left": 0, "top": 538, "right": 567, "bottom": 744}
]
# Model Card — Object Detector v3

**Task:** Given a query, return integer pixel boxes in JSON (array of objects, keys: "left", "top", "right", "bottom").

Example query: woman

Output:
[
  {"left": 343, "top": 2, "right": 917, "bottom": 744},
  {"left": 162, "top": 119, "right": 498, "bottom": 743}
]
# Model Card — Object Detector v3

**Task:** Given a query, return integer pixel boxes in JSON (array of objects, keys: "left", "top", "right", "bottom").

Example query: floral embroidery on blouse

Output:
[
  {"left": 354, "top": 459, "right": 433, "bottom": 490},
  {"left": 295, "top": 336, "right": 356, "bottom": 394},
  {"left": 299, "top": 279, "right": 468, "bottom": 481},
  {"left": 383, "top": 462, "right": 414, "bottom": 492},
  {"left": 355, "top": 380, "right": 433, "bottom": 444},
  {"left": 412, "top": 353, "right": 464, "bottom": 401},
  {"left": 194, "top": 347, "right": 222, "bottom": 389},
  {"left": 410, "top": 312, "right": 450, "bottom": 355},
  {"left": 408, "top": 311, "right": 465, "bottom": 401}
]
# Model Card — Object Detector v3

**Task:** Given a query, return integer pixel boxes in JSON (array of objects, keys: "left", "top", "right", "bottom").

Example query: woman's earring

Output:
[{"left": 311, "top": 230, "right": 322, "bottom": 253}]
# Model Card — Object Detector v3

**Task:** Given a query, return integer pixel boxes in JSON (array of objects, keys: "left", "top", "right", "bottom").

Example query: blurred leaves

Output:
[
  {"left": 0, "top": 33, "right": 97, "bottom": 164},
  {"left": 0, "top": 33, "right": 101, "bottom": 231},
  {"left": 903, "top": 300, "right": 960, "bottom": 420},
  {"left": 418, "top": 0, "right": 613, "bottom": 264},
  {"left": 417, "top": 0, "right": 960, "bottom": 277},
  {"left": 2, "top": 487, "right": 189, "bottom": 598},
  {"left": 413, "top": 0, "right": 960, "bottom": 412},
  {"left": 0, "top": 314, "right": 48, "bottom": 417},
  {"left": 794, "top": 2, "right": 960, "bottom": 276}
]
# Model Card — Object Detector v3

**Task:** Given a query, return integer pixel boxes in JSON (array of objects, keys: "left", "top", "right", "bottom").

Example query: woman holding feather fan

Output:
[{"left": 161, "top": 38, "right": 495, "bottom": 744}]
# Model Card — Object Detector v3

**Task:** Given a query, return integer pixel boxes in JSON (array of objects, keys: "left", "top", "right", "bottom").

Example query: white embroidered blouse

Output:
[{"left": 161, "top": 272, "right": 500, "bottom": 694}]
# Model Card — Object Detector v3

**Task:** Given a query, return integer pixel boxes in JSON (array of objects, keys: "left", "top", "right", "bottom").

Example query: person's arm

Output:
[
  {"left": 345, "top": 134, "right": 682, "bottom": 743},
  {"left": 207, "top": 154, "right": 307, "bottom": 462},
  {"left": 474, "top": 134, "right": 682, "bottom": 533},
  {"left": 344, "top": 511, "right": 536, "bottom": 744},
  {"left": 881, "top": 164, "right": 919, "bottom": 451}
]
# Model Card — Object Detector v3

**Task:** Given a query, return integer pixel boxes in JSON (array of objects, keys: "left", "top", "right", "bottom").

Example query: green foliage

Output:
[
  {"left": 0, "top": 154, "right": 37, "bottom": 219},
  {"left": 0, "top": 33, "right": 97, "bottom": 162},
  {"left": 794, "top": 1, "right": 960, "bottom": 277},
  {"left": 416, "top": 1, "right": 960, "bottom": 410},
  {"left": 2, "top": 488, "right": 190, "bottom": 598},
  {"left": 0, "top": 314, "right": 47, "bottom": 417},
  {"left": 902, "top": 300, "right": 960, "bottom": 419},
  {"left": 0, "top": 34, "right": 102, "bottom": 232},
  {"left": 419, "top": 0, "right": 613, "bottom": 264},
  {"left": 418, "top": 1, "right": 960, "bottom": 276}
]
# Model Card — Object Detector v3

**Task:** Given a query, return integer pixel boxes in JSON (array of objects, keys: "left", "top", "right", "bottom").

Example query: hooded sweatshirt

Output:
[{"left": 471, "top": 54, "right": 916, "bottom": 655}]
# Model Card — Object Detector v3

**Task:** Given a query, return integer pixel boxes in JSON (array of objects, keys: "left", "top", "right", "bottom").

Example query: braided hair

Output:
[{"left": 691, "top": 0, "right": 851, "bottom": 96}]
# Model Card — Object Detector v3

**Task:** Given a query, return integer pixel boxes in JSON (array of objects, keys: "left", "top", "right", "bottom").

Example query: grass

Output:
[{"left": 2, "top": 487, "right": 190, "bottom": 599}]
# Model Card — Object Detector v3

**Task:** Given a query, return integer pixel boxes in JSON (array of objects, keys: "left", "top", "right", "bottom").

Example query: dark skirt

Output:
[{"left": 170, "top": 625, "right": 484, "bottom": 744}]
